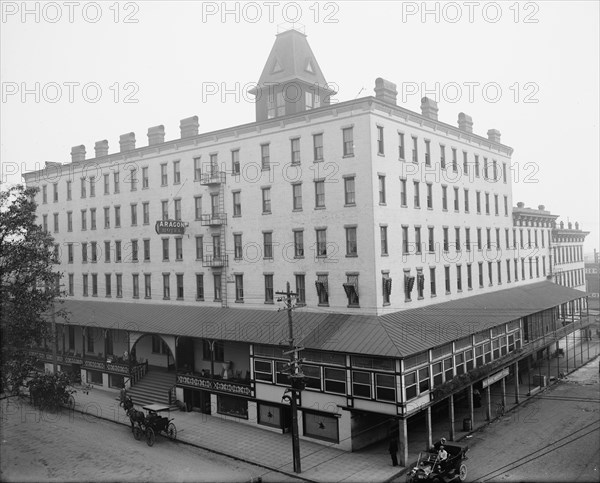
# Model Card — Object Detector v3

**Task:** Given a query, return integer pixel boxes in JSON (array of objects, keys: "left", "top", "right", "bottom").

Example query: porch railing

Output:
[{"left": 176, "top": 372, "right": 252, "bottom": 397}]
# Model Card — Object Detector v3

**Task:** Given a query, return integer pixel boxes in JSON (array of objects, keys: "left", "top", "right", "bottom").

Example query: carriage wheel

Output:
[
  {"left": 458, "top": 463, "right": 468, "bottom": 481},
  {"left": 133, "top": 425, "right": 142, "bottom": 441},
  {"left": 167, "top": 422, "right": 177, "bottom": 440},
  {"left": 146, "top": 427, "right": 156, "bottom": 447}
]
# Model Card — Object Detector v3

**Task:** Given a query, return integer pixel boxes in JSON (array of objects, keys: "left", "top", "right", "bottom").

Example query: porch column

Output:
[
  {"left": 398, "top": 418, "right": 409, "bottom": 467},
  {"left": 513, "top": 362, "right": 520, "bottom": 404},
  {"left": 468, "top": 385, "right": 474, "bottom": 426},
  {"left": 547, "top": 346, "right": 551, "bottom": 380},
  {"left": 448, "top": 394, "right": 455, "bottom": 441},
  {"left": 485, "top": 385, "right": 491, "bottom": 421},
  {"left": 526, "top": 356, "right": 531, "bottom": 393},
  {"left": 425, "top": 406, "right": 432, "bottom": 450},
  {"left": 82, "top": 328, "right": 86, "bottom": 364},
  {"left": 500, "top": 378, "right": 506, "bottom": 410},
  {"left": 566, "top": 330, "right": 570, "bottom": 373}
]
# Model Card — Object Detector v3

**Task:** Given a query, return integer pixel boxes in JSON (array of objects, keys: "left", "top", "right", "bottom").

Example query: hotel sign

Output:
[
  {"left": 482, "top": 367, "right": 510, "bottom": 388},
  {"left": 155, "top": 220, "right": 187, "bottom": 235}
]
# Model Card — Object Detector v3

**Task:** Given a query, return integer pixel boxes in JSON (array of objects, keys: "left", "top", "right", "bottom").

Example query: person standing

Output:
[{"left": 388, "top": 437, "right": 399, "bottom": 466}]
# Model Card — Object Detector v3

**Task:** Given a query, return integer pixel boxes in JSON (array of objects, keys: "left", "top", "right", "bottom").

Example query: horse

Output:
[{"left": 122, "top": 396, "right": 146, "bottom": 432}]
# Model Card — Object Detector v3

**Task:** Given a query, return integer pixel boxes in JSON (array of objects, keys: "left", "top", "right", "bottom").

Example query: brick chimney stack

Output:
[
  {"left": 94, "top": 140, "right": 108, "bottom": 158},
  {"left": 458, "top": 113, "right": 473, "bottom": 133},
  {"left": 119, "top": 133, "right": 136, "bottom": 152},
  {"left": 148, "top": 125, "right": 165, "bottom": 146},
  {"left": 71, "top": 145, "right": 86, "bottom": 163},
  {"left": 180, "top": 116, "right": 199, "bottom": 138},
  {"left": 487, "top": 129, "right": 501, "bottom": 143},
  {"left": 374, "top": 78, "right": 398, "bottom": 105},
  {"left": 420, "top": 97, "right": 439, "bottom": 120}
]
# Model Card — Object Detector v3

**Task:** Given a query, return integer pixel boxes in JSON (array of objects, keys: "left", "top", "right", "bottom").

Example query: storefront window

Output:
[
  {"left": 258, "top": 403, "right": 281, "bottom": 429},
  {"left": 217, "top": 394, "right": 248, "bottom": 419},
  {"left": 87, "top": 370, "right": 102, "bottom": 385},
  {"left": 303, "top": 410, "right": 339, "bottom": 443}
]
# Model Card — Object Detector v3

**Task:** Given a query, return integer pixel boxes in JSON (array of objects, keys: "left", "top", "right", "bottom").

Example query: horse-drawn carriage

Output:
[
  {"left": 406, "top": 442, "right": 469, "bottom": 482},
  {"left": 123, "top": 397, "right": 177, "bottom": 447}
]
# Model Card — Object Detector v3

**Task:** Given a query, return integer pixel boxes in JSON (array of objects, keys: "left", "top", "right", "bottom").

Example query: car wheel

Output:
[{"left": 458, "top": 463, "right": 468, "bottom": 481}]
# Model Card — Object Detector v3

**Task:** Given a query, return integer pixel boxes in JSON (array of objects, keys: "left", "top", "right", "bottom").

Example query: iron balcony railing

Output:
[
  {"left": 200, "top": 213, "right": 227, "bottom": 226},
  {"left": 202, "top": 255, "right": 228, "bottom": 267},
  {"left": 200, "top": 171, "right": 226, "bottom": 185}
]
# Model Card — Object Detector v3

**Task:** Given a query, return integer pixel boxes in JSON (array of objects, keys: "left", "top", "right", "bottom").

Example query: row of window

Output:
[
  {"left": 65, "top": 271, "right": 360, "bottom": 307},
  {"left": 404, "top": 327, "right": 522, "bottom": 401},
  {"left": 63, "top": 249, "right": 549, "bottom": 307},
  {"left": 554, "top": 245, "right": 584, "bottom": 264},
  {"left": 40, "top": 179, "right": 512, "bottom": 236},
  {"left": 39, "top": 124, "right": 508, "bottom": 207},
  {"left": 397, "top": 257, "right": 548, "bottom": 303},
  {"left": 554, "top": 269, "right": 585, "bottom": 288},
  {"left": 392, "top": 129, "right": 508, "bottom": 184},
  {"left": 394, "top": 225, "right": 552, "bottom": 256}
]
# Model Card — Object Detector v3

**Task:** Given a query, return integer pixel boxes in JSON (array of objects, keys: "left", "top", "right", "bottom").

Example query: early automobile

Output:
[
  {"left": 406, "top": 442, "right": 468, "bottom": 482},
  {"left": 139, "top": 403, "right": 177, "bottom": 446}
]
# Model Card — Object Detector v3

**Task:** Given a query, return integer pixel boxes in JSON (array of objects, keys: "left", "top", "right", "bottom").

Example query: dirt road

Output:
[
  {"left": 0, "top": 399, "right": 298, "bottom": 482},
  {"left": 465, "top": 357, "right": 600, "bottom": 482}
]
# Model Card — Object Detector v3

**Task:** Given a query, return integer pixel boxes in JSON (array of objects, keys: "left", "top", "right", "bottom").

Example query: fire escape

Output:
[{"left": 200, "top": 163, "right": 228, "bottom": 308}]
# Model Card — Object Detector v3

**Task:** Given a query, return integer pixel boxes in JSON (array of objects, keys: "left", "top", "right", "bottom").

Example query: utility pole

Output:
[
  {"left": 276, "top": 281, "right": 304, "bottom": 474},
  {"left": 52, "top": 275, "right": 59, "bottom": 374}
]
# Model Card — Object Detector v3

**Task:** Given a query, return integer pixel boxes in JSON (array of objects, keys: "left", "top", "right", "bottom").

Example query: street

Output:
[
  {"left": 464, "top": 357, "right": 600, "bottom": 482},
  {"left": 0, "top": 398, "right": 298, "bottom": 483}
]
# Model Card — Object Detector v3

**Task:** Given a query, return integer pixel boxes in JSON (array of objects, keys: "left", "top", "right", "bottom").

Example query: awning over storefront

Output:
[{"left": 57, "top": 281, "right": 588, "bottom": 358}]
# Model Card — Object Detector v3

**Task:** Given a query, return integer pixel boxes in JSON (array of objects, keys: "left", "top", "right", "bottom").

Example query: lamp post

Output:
[{"left": 276, "top": 281, "right": 304, "bottom": 474}]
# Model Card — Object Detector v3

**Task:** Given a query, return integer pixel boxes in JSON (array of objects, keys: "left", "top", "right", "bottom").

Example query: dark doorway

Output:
[
  {"left": 184, "top": 388, "right": 211, "bottom": 414},
  {"left": 177, "top": 337, "right": 195, "bottom": 373}
]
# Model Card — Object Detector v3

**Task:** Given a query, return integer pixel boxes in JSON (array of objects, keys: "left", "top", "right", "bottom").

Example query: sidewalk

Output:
[{"left": 68, "top": 388, "right": 402, "bottom": 483}]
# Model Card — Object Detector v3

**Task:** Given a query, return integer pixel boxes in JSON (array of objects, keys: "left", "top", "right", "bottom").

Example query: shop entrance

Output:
[{"left": 184, "top": 388, "right": 211, "bottom": 414}]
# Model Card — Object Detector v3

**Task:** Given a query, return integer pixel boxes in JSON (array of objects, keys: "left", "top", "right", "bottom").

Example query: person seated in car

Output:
[
  {"left": 438, "top": 445, "right": 448, "bottom": 462},
  {"left": 432, "top": 437, "right": 447, "bottom": 451}
]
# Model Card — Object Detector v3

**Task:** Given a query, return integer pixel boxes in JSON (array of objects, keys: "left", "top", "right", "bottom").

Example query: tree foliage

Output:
[{"left": 0, "top": 184, "right": 65, "bottom": 395}]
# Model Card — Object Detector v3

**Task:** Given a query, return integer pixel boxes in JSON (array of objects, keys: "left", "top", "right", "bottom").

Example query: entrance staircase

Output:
[{"left": 127, "top": 367, "right": 176, "bottom": 408}]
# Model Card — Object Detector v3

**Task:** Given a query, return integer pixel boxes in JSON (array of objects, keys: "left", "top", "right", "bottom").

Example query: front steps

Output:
[{"left": 127, "top": 367, "right": 176, "bottom": 408}]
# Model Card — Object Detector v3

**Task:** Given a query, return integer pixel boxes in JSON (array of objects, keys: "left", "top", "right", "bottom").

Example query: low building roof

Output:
[{"left": 57, "top": 281, "right": 587, "bottom": 359}]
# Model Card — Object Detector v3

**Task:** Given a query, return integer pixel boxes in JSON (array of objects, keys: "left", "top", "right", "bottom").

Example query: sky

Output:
[{"left": 1, "top": 0, "right": 599, "bottom": 253}]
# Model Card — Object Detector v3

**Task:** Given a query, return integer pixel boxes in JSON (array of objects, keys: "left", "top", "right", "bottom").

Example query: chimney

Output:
[
  {"left": 575, "top": 222, "right": 579, "bottom": 230},
  {"left": 148, "top": 125, "right": 165, "bottom": 146},
  {"left": 487, "top": 129, "right": 501, "bottom": 143},
  {"left": 560, "top": 221, "right": 564, "bottom": 229},
  {"left": 420, "top": 97, "right": 438, "bottom": 120},
  {"left": 119, "top": 132, "right": 136, "bottom": 152},
  {"left": 180, "top": 116, "right": 199, "bottom": 138},
  {"left": 70, "top": 145, "right": 86, "bottom": 163},
  {"left": 94, "top": 140, "right": 109, "bottom": 158},
  {"left": 538, "top": 205, "right": 545, "bottom": 211},
  {"left": 458, "top": 113, "right": 473, "bottom": 133},
  {"left": 517, "top": 202, "right": 525, "bottom": 208},
  {"left": 568, "top": 221, "right": 572, "bottom": 230},
  {"left": 374, "top": 78, "right": 398, "bottom": 105}
]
